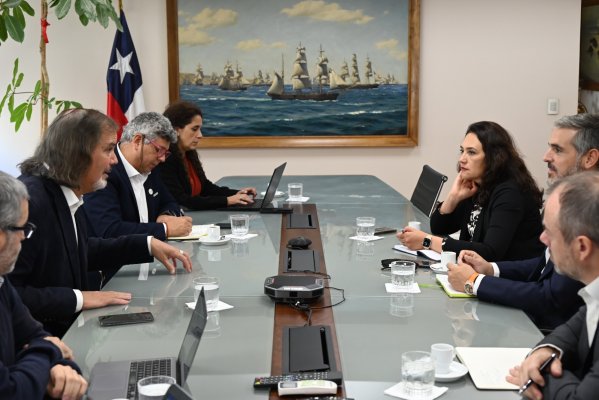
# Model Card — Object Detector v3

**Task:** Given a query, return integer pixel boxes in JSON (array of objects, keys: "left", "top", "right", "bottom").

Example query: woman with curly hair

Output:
[
  {"left": 158, "top": 101, "right": 256, "bottom": 210},
  {"left": 398, "top": 121, "right": 544, "bottom": 261}
]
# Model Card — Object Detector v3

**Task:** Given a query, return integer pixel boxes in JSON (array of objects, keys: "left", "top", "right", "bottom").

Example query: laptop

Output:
[
  {"left": 86, "top": 289, "right": 208, "bottom": 400},
  {"left": 225, "top": 162, "right": 288, "bottom": 212}
]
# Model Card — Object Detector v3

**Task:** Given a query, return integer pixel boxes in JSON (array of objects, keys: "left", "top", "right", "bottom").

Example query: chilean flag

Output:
[{"left": 107, "top": 10, "right": 145, "bottom": 139}]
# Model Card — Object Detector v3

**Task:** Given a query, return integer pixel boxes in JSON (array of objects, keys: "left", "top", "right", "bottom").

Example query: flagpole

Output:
[
  {"left": 118, "top": 0, "right": 122, "bottom": 11},
  {"left": 40, "top": 0, "right": 49, "bottom": 136}
]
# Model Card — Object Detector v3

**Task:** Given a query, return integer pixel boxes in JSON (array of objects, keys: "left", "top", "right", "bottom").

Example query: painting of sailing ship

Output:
[{"left": 168, "top": 0, "right": 420, "bottom": 147}]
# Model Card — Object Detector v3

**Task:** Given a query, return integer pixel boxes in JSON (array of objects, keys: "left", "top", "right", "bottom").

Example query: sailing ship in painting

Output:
[
  {"left": 328, "top": 54, "right": 379, "bottom": 90},
  {"left": 267, "top": 43, "right": 339, "bottom": 101},
  {"left": 218, "top": 61, "right": 250, "bottom": 91}
]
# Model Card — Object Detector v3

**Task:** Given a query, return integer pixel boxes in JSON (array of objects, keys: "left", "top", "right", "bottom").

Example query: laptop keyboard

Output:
[{"left": 126, "top": 358, "right": 172, "bottom": 398}]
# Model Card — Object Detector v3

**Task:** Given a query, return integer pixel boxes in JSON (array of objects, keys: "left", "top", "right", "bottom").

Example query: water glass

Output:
[
  {"left": 401, "top": 351, "right": 435, "bottom": 398},
  {"left": 288, "top": 183, "right": 303, "bottom": 200},
  {"left": 356, "top": 216, "right": 375, "bottom": 238},
  {"left": 137, "top": 375, "right": 175, "bottom": 400},
  {"left": 391, "top": 261, "right": 416, "bottom": 287},
  {"left": 389, "top": 293, "right": 414, "bottom": 317},
  {"left": 229, "top": 214, "right": 249, "bottom": 237},
  {"left": 193, "top": 276, "right": 219, "bottom": 311}
]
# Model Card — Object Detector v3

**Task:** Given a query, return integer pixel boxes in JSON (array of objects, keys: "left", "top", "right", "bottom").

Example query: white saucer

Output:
[
  {"left": 430, "top": 263, "right": 448, "bottom": 273},
  {"left": 435, "top": 361, "right": 468, "bottom": 382},
  {"left": 260, "top": 190, "right": 285, "bottom": 197},
  {"left": 199, "top": 237, "right": 231, "bottom": 246}
]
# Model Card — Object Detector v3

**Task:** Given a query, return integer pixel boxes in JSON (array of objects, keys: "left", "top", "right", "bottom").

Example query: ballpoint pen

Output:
[{"left": 518, "top": 352, "right": 557, "bottom": 395}]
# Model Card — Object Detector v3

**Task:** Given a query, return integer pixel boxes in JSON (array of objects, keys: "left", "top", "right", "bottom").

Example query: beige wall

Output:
[{"left": 0, "top": 0, "right": 581, "bottom": 197}]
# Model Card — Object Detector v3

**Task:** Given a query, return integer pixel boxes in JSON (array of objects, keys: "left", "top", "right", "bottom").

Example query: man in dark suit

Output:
[
  {"left": 0, "top": 170, "right": 87, "bottom": 398},
  {"left": 508, "top": 171, "right": 599, "bottom": 399},
  {"left": 11, "top": 109, "right": 192, "bottom": 337},
  {"left": 83, "top": 112, "right": 192, "bottom": 240},
  {"left": 447, "top": 113, "right": 599, "bottom": 330}
]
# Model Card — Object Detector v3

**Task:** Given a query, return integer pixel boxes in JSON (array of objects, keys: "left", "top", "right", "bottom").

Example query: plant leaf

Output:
[
  {"left": 75, "top": 0, "right": 96, "bottom": 19},
  {"left": 0, "top": 15, "right": 7, "bottom": 42},
  {"left": 10, "top": 102, "right": 27, "bottom": 123},
  {"left": 71, "top": 101, "right": 83, "bottom": 108},
  {"left": 20, "top": 1, "right": 35, "bottom": 16},
  {"left": 78, "top": 13, "right": 88, "bottom": 26},
  {"left": 3, "top": 13, "right": 25, "bottom": 43},
  {"left": 3, "top": 0, "right": 22, "bottom": 8},
  {"left": 33, "top": 79, "right": 41, "bottom": 97},
  {"left": 0, "top": 84, "right": 12, "bottom": 117},
  {"left": 15, "top": 72, "right": 23, "bottom": 87},
  {"left": 13, "top": 6, "right": 25, "bottom": 28},
  {"left": 96, "top": 3, "right": 109, "bottom": 28},
  {"left": 26, "top": 102, "right": 33, "bottom": 120},
  {"left": 53, "top": 0, "right": 72, "bottom": 20}
]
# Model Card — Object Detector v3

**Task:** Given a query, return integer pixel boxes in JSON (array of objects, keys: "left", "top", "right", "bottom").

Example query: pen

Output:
[{"left": 518, "top": 352, "right": 557, "bottom": 395}]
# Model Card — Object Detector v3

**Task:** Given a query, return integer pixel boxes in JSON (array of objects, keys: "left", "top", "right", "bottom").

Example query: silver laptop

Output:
[
  {"left": 225, "top": 162, "right": 287, "bottom": 211},
  {"left": 87, "top": 289, "right": 207, "bottom": 400}
]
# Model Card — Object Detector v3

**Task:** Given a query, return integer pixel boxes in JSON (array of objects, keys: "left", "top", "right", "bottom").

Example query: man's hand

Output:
[
  {"left": 506, "top": 347, "right": 562, "bottom": 400},
  {"left": 150, "top": 238, "right": 192, "bottom": 274},
  {"left": 46, "top": 364, "right": 88, "bottom": 399},
  {"left": 157, "top": 215, "right": 193, "bottom": 237},
  {"left": 81, "top": 291, "right": 131, "bottom": 310},
  {"left": 447, "top": 262, "right": 475, "bottom": 292},
  {"left": 459, "top": 250, "right": 494, "bottom": 275},
  {"left": 44, "top": 337, "right": 74, "bottom": 360},
  {"left": 396, "top": 226, "right": 427, "bottom": 250}
]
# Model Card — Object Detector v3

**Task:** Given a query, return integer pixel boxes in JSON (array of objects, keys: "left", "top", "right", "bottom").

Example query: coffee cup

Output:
[
  {"left": 207, "top": 225, "right": 220, "bottom": 241},
  {"left": 430, "top": 343, "right": 455, "bottom": 374},
  {"left": 441, "top": 251, "right": 456, "bottom": 267},
  {"left": 408, "top": 221, "right": 421, "bottom": 230}
]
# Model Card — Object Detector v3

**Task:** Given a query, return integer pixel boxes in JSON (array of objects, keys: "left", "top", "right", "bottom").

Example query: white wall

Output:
[{"left": 0, "top": 0, "right": 581, "bottom": 197}]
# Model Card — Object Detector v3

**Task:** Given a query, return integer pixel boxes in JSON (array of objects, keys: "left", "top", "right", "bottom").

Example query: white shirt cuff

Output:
[
  {"left": 147, "top": 236, "right": 153, "bottom": 255},
  {"left": 163, "top": 223, "right": 168, "bottom": 237},
  {"left": 74, "top": 289, "right": 83, "bottom": 312},
  {"left": 491, "top": 262, "right": 500, "bottom": 277},
  {"left": 528, "top": 344, "right": 564, "bottom": 359},
  {"left": 472, "top": 274, "right": 484, "bottom": 295}
]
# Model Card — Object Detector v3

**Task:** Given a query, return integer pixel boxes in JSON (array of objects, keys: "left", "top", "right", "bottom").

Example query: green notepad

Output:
[{"left": 436, "top": 274, "right": 475, "bottom": 298}]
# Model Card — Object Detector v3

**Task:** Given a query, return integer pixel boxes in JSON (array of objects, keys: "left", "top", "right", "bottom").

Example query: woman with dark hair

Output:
[
  {"left": 398, "top": 121, "right": 544, "bottom": 261},
  {"left": 159, "top": 101, "right": 257, "bottom": 210}
]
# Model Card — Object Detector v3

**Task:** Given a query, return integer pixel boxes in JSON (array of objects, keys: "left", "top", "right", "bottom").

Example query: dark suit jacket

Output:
[
  {"left": 430, "top": 180, "right": 544, "bottom": 261},
  {"left": 11, "top": 174, "right": 152, "bottom": 336},
  {"left": 477, "top": 255, "right": 584, "bottom": 331},
  {"left": 156, "top": 144, "right": 237, "bottom": 211},
  {"left": 539, "top": 305, "right": 599, "bottom": 399},
  {"left": 83, "top": 150, "right": 180, "bottom": 240}
]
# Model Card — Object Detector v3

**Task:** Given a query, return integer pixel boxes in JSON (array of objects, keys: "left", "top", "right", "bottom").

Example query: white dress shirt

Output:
[
  {"left": 59, "top": 185, "right": 84, "bottom": 312},
  {"left": 579, "top": 275, "right": 599, "bottom": 347},
  {"left": 117, "top": 144, "right": 149, "bottom": 223}
]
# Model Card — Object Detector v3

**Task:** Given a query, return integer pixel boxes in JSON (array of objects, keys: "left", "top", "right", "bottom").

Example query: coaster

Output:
[
  {"left": 224, "top": 233, "right": 258, "bottom": 240},
  {"left": 385, "top": 282, "right": 421, "bottom": 293},
  {"left": 185, "top": 300, "right": 233, "bottom": 312},
  {"left": 349, "top": 235, "right": 384, "bottom": 242},
  {"left": 384, "top": 382, "right": 448, "bottom": 399},
  {"left": 286, "top": 196, "right": 310, "bottom": 202}
]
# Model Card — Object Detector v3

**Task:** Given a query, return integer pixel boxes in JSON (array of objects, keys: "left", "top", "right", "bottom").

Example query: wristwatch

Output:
[
  {"left": 464, "top": 272, "right": 480, "bottom": 295},
  {"left": 422, "top": 235, "right": 432, "bottom": 250}
]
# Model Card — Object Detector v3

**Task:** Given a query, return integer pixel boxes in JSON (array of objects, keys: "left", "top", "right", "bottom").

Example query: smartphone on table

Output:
[{"left": 98, "top": 311, "right": 154, "bottom": 327}]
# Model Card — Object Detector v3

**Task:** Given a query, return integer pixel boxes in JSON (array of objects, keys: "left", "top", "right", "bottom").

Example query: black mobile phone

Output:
[
  {"left": 374, "top": 227, "right": 397, "bottom": 235},
  {"left": 98, "top": 311, "right": 154, "bottom": 327},
  {"left": 162, "top": 383, "right": 194, "bottom": 400},
  {"left": 215, "top": 222, "right": 231, "bottom": 230}
]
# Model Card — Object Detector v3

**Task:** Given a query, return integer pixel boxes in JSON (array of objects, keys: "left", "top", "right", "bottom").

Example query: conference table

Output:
[{"left": 63, "top": 175, "right": 543, "bottom": 400}]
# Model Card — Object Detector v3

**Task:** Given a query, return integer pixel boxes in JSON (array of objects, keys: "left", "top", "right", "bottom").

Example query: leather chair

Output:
[{"left": 410, "top": 165, "right": 448, "bottom": 217}]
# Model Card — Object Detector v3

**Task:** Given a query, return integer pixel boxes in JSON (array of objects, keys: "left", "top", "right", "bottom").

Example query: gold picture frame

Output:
[{"left": 166, "top": 0, "right": 420, "bottom": 148}]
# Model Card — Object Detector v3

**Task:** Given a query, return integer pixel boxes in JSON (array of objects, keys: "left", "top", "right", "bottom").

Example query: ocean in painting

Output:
[{"left": 179, "top": 84, "right": 407, "bottom": 137}]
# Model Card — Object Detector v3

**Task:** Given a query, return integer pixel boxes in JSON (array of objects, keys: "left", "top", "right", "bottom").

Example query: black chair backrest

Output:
[{"left": 410, "top": 165, "right": 448, "bottom": 217}]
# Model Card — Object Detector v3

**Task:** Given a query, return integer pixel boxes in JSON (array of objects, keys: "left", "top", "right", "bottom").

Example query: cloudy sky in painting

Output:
[{"left": 177, "top": 0, "right": 409, "bottom": 83}]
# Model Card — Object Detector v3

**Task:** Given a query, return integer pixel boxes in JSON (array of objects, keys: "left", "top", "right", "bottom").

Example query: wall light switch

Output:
[{"left": 547, "top": 98, "right": 559, "bottom": 115}]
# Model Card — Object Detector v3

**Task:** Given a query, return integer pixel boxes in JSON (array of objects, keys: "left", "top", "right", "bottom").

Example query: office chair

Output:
[{"left": 410, "top": 165, "right": 448, "bottom": 217}]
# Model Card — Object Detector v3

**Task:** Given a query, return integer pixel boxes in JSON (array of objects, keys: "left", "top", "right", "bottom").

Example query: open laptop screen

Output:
[{"left": 177, "top": 287, "right": 207, "bottom": 384}]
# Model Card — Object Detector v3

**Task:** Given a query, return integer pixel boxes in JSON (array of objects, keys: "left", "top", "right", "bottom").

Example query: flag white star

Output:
[{"left": 110, "top": 49, "right": 134, "bottom": 84}]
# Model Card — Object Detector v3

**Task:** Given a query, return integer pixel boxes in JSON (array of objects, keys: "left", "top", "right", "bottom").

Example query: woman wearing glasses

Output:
[
  {"left": 398, "top": 121, "right": 544, "bottom": 261},
  {"left": 159, "top": 101, "right": 257, "bottom": 210}
]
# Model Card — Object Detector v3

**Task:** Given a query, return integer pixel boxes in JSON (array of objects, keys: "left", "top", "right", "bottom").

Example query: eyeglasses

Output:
[
  {"left": 6, "top": 222, "right": 37, "bottom": 239},
  {"left": 146, "top": 138, "right": 171, "bottom": 159}
]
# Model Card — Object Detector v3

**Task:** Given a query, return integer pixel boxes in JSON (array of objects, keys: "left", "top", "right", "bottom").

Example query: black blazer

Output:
[
  {"left": 539, "top": 305, "right": 599, "bottom": 398},
  {"left": 156, "top": 144, "right": 237, "bottom": 210},
  {"left": 11, "top": 174, "right": 152, "bottom": 336},
  {"left": 477, "top": 255, "right": 584, "bottom": 331},
  {"left": 83, "top": 150, "right": 180, "bottom": 240},
  {"left": 430, "top": 180, "right": 544, "bottom": 261}
]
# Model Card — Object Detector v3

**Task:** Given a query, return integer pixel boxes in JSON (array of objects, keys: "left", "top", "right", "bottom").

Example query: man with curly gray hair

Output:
[{"left": 83, "top": 112, "right": 192, "bottom": 240}]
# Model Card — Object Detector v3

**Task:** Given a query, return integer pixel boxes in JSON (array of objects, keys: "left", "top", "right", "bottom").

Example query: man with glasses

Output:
[
  {"left": 83, "top": 112, "right": 193, "bottom": 240},
  {"left": 0, "top": 171, "right": 87, "bottom": 398},
  {"left": 14, "top": 109, "right": 192, "bottom": 337}
]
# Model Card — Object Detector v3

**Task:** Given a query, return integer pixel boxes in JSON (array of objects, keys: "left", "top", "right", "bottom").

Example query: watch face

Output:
[
  {"left": 464, "top": 283, "right": 474, "bottom": 295},
  {"left": 423, "top": 237, "right": 432, "bottom": 248}
]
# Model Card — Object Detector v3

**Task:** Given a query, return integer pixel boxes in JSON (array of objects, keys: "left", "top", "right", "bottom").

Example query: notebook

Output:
[
  {"left": 393, "top": 244, "right": 442, "bottom": 261},
  {"left": 225, "top": 162, "right": 287, "bottom": 212},
  {"left": 86, "top": 289, "right": 208, "bottom": 400},
  {"left": 455, "top": 347, "right": 530, "bottom": 389}
]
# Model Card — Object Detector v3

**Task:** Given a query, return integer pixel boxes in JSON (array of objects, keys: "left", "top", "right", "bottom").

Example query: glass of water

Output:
[
  {"left": 137, "top": 375, "right": 175, "bottom": 400},
  {"left": 193, "top": 276, "right": 219, "bottom": 311},
  {"left": 401, "top": 351, "right": 435, "bottom": 398},
  {"left": 390, "top": 261, "right": 416, "bottom": 287},
  {"left": 229, "top": 214, "right": 249, "bottom": 237},
  {"left": 288, "top": 183, "right": 303, "bottom": 201},
  {"left": 356, "top": 216, "right": 375, "bottom": 238}
]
